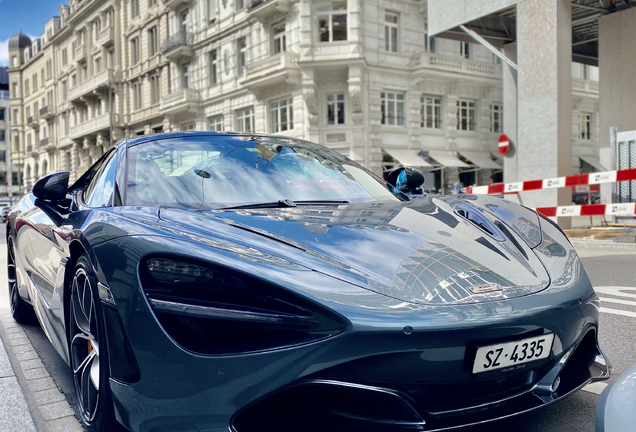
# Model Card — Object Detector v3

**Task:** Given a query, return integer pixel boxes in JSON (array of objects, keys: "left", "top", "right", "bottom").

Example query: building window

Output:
[
  {"left": 150, "top": 75, "right": 160, "bottom": 105},
  {"left": 459, "top": 42, "right": 470, "bottom": 59},
  {"left": 107, "top": 9, "right": 115, "bottom": 26},
  {"left": 131, "top": 0, "right": 139, "bottom": 18},
  {"left": 580, "top": 113, "right": 593, "bottom": 140},
  {"left": 149, "top": 0, "right": 157, "bottom": 6},
  {"left": 46, "top": 60, "right": 52, "bottom": 79},
  {"left": 326, "top": 93, "right": 345, "bottom": 125},
  {"left": 12, "top": 83, "right": 18, "bottom": 98},
  {"left": 181, "top": 122, "right": 195, "bottom": 131},
  {"left": 381, "top": 92, "right": 405, "bottom": 126},
  {"left": 315, "top": 2, "right": 347, "bottom": 42},
  {"left": 107, "top": 50, "right": 114, "bottom": 68},
  {"left": 208, "top": 0, "right": 217, "bottom": 21},
  {"left": 94, "top": 19, "right": 101, "bottom": 42},
  {"left": 236, "top": 107, "right": 254, "bottom": 132},
  {"left": 13, "top": 110, "right": 19, "bottom": 124},
  {"left": 11, "top": 56, "right": 18, "bottom": 68},
  {"left": 235, "top": 0, "right": 244, "bottom": 10},
  {"left": 208, "top": 115, "right": 224, "bottom": 131},
  {"left": 24, "top": 80, "right": 29, "bottom": 97},
  {"left": 131, "top": 37, "right": 140, "bottom": 65},
  {"left": 490, "top": 103, "right": 502, "bottom": 133},
  {"left": 182, "top": 63, "right": 192, "bottom": 88},
  {"left": 385, "top": 12, "right": 398, "bottom": 52},
  {"left": 237, "top": 37, "right": 247, "bottom": 70},
  {"left": 421, "top": 96, "right": 442, "bottom": 129},
  {"left": 82, "top": 65, "right": 88, "bottom": 81},
  {"left": 132, "top": 81, "right": 142, "bottom": 110},
  {"left": 94, "top": 57, "right": 102, "bottom": 73},
  {"left": 457, "top": 99, "right": 476, "bottom": 131},
  {"left": 271, "top": 97, "right": 294, "bottom": 133},
  {"left": 148, "top": 27, "right": 158, "bottom": 57},
  {"left": 424, "top": 22, "right": 436, "bottom": 53},
  {"left": 208, "top": 50, "right": 218, "bottom": 85},
  {"left": 273, "top": 22, "right": 286, "bottom": 54},
  {"left": 62, "top": 48, "right": 68, "bottom": 66},
  {"left": 0, "top": 131, "right": 4, "bottom": 142},
  {"left": 0, "top": 109, "right": 4, "bottom": 121},
  {"left": 71, "top": 74, "right": 77, "bottom": 87},
  {"left": 12, "top": 172, "right": 20, "bottom": 186}
]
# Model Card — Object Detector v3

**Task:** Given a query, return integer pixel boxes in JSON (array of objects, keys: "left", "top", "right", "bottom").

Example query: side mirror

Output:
[
  {"left": 33, "top": 172, "right": 70, "bottom": 203},
  {"left": 387, "top": 167, "right": 425, "bottom": 194}
]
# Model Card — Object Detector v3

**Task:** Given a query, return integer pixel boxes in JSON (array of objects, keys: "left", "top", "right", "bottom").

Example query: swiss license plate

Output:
[{"left": 472, "top": 333, "right": 555, "bottom": 374}]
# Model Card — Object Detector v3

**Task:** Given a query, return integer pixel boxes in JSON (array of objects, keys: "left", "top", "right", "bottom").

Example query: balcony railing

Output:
[
  {"left": 40, "top": 106, "right": 54, "bottom": 120},
  {"left": 99, "top": 25, "right": 115, "bottom": 46},
  {"left": 241, "top": 51, "right": 300, "bottom": 89},
  {"left": 68, "top": 68, "right": 117, "bottom": 102},
  {"left": 40, "top": 138, "right": 49, "bottom": 147},
  {"left": 162, "top": 0, "right": 190, "bottom": 9},
  {"left": 27, "top": 115, "right": 40, "bottom": 128},
  {"left": 26, "top": 145, "right": 33, "bottom": 153},
  {"left": 69, "top": 112, "right": 115, "bottom": 141},
  {"left": 161, "top": 32, "right": 193, "bottom": 62},
  {"left": 160, "top": 88, "right": 200, "bottom": 115},
  {"left": 245, "top": 0, "right": 290, "bottom": 21},
  {"left": 74, "top": 44, "right": 87, "bottom": 63},
  {"left": 412, "top": 52, "right": 502, "bottom": 78}
]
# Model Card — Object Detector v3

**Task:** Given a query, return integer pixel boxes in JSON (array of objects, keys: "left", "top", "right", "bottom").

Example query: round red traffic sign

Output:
[{"left": 498, "top": 133, "right": 510, "bottom": 155}]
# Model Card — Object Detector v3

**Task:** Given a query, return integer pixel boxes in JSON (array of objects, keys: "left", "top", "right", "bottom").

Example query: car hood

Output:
[{"left": 159, "top": 196, "right": 550, "bottom": 306}]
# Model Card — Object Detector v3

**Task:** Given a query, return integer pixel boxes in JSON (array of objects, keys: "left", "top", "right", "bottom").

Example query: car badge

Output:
[{"left": 468, "top": 284, "right": 502, "bottom": 294}]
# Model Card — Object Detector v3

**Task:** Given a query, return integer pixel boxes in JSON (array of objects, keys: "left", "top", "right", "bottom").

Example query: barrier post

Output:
[{"left": 610, "top": 126, "right": 618, "bottom": 223}]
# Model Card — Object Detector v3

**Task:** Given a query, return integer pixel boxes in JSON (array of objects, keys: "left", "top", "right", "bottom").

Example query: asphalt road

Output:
[{"left": 1, "top": 223, "right": 635, "bottom": 432}]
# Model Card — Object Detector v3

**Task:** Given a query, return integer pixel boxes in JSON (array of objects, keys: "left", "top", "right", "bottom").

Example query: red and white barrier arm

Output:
[
  {"left": 535, "top": 203, "right": 636, "bottom": 218},
  {"left": 465, "top": 168, "right": 636, "bottom": 195}
]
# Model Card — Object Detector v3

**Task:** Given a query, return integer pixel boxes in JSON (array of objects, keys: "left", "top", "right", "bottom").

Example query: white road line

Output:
[
  {"left": 582, "top": 382, "right": 608, "bottom": 395},
  {"left": 600, "top": 307, "right": 636, "bottom": 318},
  {"left": 595, "top": 286, "right": 636, "bottom": 300},
  {"left": 599, "top": 297, "right": 636, "bottom": 307}
]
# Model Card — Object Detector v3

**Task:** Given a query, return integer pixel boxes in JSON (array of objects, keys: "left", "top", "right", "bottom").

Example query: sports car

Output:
[{"left": 7, "top": 132, "right": 610, "bottom": 432}]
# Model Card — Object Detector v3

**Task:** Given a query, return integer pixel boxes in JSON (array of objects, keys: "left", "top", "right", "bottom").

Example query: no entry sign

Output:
[{"left": 498, "top": 134, "right": 510, "bottom": 155}]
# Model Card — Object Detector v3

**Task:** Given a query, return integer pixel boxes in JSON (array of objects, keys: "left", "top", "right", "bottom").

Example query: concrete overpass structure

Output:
[{"left": 427, "top": 0, "right": 636, "bottom": 226}]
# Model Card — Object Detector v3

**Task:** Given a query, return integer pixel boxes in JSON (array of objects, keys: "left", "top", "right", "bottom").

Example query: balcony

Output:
[
  {"left": 69, "top": 112, "right": 115, "bottom": 141},
  {"left": 572, "top": 78, "right": 599, "bottom": 95},
  {"left": 161, "top": 32, "right": 193, "bottom": 62},
  {"left": 160, "top": 88, "right": 200, "bottom": 116},
  {"left": 240, "top": 51, "right": 300, "bottom": 90},
  {"left": 26, "top": 145, "right": 34, "bottom": 154},
  {"left": 162, "top": 0, "right": 190, "bottom": 10},
  {"left": 27, "top": 115, "right": 40, "bottom": 129},
  {"left": 68, "top": 68, "right": 117, "bottom": 102},
  {"left": 39, "top": 138, "right": 49, "bottom": 147},
  {"left": 99, "top": 26, "right": 115, "bottom": 47},
  {"left": 40, "top": 106, "right": 54, "bottom": 120},
  {"left": 246, "top": 0, "right": 290, "bottom": 22},
  {"left": 74, "top": 44, "right": 87, "bottom": 63},
  {"left": 411, "top": 52, "right": 502, "bottom": 79}
]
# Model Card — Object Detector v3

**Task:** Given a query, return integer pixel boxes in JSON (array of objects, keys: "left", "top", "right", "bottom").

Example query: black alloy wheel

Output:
[
  {"left": 69, "top": 255, "right": 121, "bottom": 432},
  {"left": 7, "top": 239, "right": 34, "bottom": 324}
]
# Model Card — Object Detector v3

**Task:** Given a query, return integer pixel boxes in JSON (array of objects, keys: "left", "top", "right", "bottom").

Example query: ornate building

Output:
[{"left": 7, "top": 0, "right": 599, "bottom": 193}]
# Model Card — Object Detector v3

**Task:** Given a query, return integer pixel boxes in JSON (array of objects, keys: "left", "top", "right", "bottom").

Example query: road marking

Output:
[
  {"left": 599, "top": 297, "right": 636, "bottom": 307},
  {"left": 595, "top": 286, "right": 636, "bottom": 300},
  {"left": 582, "top": 382, "right": 608, "bottom": 395},
  {"left": 600, "top": 307, "right": 636, "bottom": 318}
]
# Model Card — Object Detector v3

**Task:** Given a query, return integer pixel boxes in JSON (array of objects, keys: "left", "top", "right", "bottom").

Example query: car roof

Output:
[{"left": 124, "top": 132, "right": 320, "bottom": 148}]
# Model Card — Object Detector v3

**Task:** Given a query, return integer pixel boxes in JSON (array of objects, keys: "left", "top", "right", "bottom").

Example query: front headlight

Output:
[{"left": 140, "top": 256, "right": 348, "bottom": 355}]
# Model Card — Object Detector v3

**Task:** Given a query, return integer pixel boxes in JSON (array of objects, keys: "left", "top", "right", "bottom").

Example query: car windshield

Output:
[{"left": 125, "top": 135, "right": 401, "bottom": 209}]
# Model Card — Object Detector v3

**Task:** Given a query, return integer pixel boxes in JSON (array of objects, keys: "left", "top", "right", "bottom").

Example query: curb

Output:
[
  {"left": 0, "top": 309, "right": 84, "bottom": 432},
  {"left": 571, "top": 239, "right": 636, "bottom": 251}
]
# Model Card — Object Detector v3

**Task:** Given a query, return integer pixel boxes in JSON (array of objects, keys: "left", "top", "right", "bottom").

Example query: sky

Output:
[{"left": 0, "top": 0, "right": 64, "bottom": 66}]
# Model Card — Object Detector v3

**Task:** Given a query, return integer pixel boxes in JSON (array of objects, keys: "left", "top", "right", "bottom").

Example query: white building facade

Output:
[{"left": 7, "top": 0, "right": 600, "bottom": 193}]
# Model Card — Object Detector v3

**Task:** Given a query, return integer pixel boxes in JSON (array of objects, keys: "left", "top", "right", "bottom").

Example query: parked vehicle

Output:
[
  {"left": 573, "top": 190, "right": 601, "bottom": 205},
  {"left": 0, "top": 206, "right": 11, "bottom": 223},
  {"left": 596, "top": 363, "right": 636, "bottom": 432},
  {"left": 7, "top": 133, "right": 610, "bottom": 432}
]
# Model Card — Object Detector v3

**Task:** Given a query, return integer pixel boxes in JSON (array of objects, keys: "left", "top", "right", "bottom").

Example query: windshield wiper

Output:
[
  {"left": 293, "top": 200, "right": 350, "bottom": 206},
  {"left": 219, "top": 199, "right": 298, "bottom": 210}
]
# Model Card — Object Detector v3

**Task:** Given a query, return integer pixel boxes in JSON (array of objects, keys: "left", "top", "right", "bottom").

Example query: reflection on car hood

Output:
[{"left": 159, "top": 196, "right": 550, "bottom": 306}]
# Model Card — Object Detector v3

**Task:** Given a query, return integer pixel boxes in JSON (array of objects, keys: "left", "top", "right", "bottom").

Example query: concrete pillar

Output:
[
  {"left": 599, "top": 9, "right": 636, "bottom": 149},
  {"left": 516, "top": 0, "right": 572, "bottom": 226},
  {"left": 502, "top": 43, "right": 517, "bottom": 183}
]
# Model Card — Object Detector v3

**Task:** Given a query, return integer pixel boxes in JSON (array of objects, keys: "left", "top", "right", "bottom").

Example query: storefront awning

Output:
[
  {"left": 458, "top": 151, "right": 502, "bottom": 170},
  {"left": 428, "top": 151, "right": 471, "bottom": 168},
  {"left": 579, "top": 156, "right": 606, "bottom": 172},
  {"left": 383, "top": 148, "right": 434, "bottom": 167}
]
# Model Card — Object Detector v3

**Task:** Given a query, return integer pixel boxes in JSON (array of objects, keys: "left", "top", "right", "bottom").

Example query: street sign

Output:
[{"left": 498, "top": 134, "right": 510, "bottom": 155}]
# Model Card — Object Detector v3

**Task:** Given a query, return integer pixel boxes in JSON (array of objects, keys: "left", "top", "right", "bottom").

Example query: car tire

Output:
[
  {"left": 7, "top": 239, "right": 34, "bottom": 324},
  {"left": 69, "top": 255, "right": 122, "bottom": 432}
]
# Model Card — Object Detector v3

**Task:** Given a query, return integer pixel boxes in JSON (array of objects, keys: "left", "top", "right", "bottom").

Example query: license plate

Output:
[{"left": 472, "top": 333, "right": 555, "bottom": 374}]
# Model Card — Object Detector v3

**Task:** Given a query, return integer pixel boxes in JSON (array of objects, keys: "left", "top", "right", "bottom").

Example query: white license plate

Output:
[{"left": 472, "top": 333, "right": 555, "bottom": 374}]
